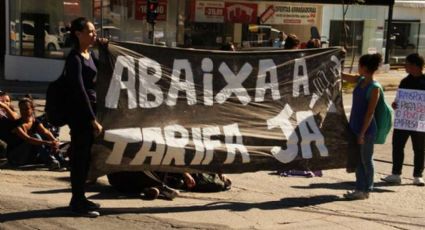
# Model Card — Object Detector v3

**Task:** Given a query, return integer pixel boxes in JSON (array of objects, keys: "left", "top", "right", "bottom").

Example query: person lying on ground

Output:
[
  {"left": 165, "top": 172, "right": 232, "bottom": 192},
  {"left": 107, "top": 171, "right": 180, "bottom": 200}
]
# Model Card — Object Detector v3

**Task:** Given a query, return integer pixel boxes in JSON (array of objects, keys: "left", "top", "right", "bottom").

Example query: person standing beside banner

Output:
[
  {"left": 342, "top": 53, "right": 383, "bottom": 200},
  {"left": 382, "top": 53, "right": 425, "bottom": 186},
  {"left": 65, "top": 17, "right": 107, "bottom": 217}
]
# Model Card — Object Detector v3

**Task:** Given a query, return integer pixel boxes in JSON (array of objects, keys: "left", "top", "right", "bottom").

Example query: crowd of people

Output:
[
  {"left": 1, "top": 17, "right": 424, "bottom": 218},
  {"left": 271, "top": 32, "right": 321, "bottom": 50},
  {"left": 0, "top": 93, "right": 65, "bottom": 170},
  {"left": 0, "top": 91, "right": 232, "bottom": 215}
]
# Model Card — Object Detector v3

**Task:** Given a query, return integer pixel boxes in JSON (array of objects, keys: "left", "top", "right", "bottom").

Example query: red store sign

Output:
[
  {"left": 135, "top": 0, "right": 167, "bottom": 21},
  {"left": 224, "top": 2, "right": 257, "bottom": 24}
]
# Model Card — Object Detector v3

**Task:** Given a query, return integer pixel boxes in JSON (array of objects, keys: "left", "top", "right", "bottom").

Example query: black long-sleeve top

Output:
[
  {"left": 64, "top": 49, "right": 98, "bottom": 126},
  {"left": 398, "top": 74, "right": 425, "bottom": 90}
]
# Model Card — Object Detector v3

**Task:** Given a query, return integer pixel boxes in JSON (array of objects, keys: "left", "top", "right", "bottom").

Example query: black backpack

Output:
[{"left": 45, "top": 72, "right": 68, "bottom": 127}]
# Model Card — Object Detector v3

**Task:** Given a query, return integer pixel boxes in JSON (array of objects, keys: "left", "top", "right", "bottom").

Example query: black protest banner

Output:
[{"left": 90, "top": 42, "right": 358, "bottom": 177}]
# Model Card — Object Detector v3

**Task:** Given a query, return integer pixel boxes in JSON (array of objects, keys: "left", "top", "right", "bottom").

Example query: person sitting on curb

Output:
[
  {"left": 0, "top": 91, "right": 19, "bottom": 160},
  {"left": 381, "top": 53, "right": 425, "bottom": 186},
  {"left": 7, "top": 97, "right": 61, "bottom": 169},
  {"left": 0, "top": 91, "right": 19, "bottom": 120}
]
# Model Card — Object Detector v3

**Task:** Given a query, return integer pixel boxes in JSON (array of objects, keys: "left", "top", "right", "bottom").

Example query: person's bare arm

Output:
[
  {"left": 342, "top": 72, "right": 361, "bottom": 84},
  {"left": 13, "top": 126, "right": 56, "bottom": 147},
  {"left": 183, "top": 173, "right": 196, "bottom": 189},
  {"left": 37, "top": 123, "right": 57, "bottom": 141},
  {"left": 37, "top": 123, "right": 60, "bottom": 151},
  {"left": 0, "top": 102, "right": 19, "bottom": 120}
]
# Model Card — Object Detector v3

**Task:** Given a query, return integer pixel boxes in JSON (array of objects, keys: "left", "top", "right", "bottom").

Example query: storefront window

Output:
[
  {"left": 9, "top": 0, "right": 93, "bottom": 59},
  {"left": 184, "top": 1, "right": 323, "bottom": 50},
  {"left": 323, "top": 4, "right": 388, "bottom": 65},
  {"left": 386, "top": 20, "right": 421, "bottom": 65},
  {"left": 97, "top": 0, "right": 178, "bottom": 46}
]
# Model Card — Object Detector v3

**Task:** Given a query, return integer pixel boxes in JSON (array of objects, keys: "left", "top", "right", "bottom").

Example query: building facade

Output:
[
  {"left": 4, "top": 0, "right": 185, "bottom": 81},
  {"left": 3, "top": 0, "right": 424, "bottom": 82},
  {"left": 322, "top": 1, "right": 425, "bottom": 65}
]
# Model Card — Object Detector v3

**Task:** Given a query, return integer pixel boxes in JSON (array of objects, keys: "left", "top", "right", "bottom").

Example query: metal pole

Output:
[
  {"left": 385, "top": 3, "right": 394, "bottom": 64},
  {"left": 151, "top": 23, "right": 155, "bottom": 45},
  {"left": 5, "top": 0, "right": 9, "bottom": 56},
  {"left": 100, "top": 0, "right": 104, "bottom": 37}
]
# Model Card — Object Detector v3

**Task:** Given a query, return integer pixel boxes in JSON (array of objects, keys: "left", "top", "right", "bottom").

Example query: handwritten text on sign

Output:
[{"left": 394, "top": 89, "right": 425, "bottom": 132}]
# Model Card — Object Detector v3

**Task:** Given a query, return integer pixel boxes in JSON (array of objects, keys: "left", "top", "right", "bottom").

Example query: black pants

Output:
[
  {"left": 392, "top": 129, "right": 425, "bottom": 177},
  {"left": 0, "top": 139, "right": 7, "bottom": 159},
  {"left": 70, "top": 124, "right": 94, "bottom": 203}
]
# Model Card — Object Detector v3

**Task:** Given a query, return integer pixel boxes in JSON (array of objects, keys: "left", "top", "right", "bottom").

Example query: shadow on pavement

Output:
[
  {"left": 0, "top": 195, "right": 341, "bottom": 223},
  {"left": 0, "top": 195, "right": 425, "bottom": 228},
  {"left": 32, "top": 183, "right": 146, "bottom": 200},
  {"left": 0, "top": 162, "right": 51, "bottom": 171},
  {"left": 0, "top": 207, "right": 75, "bottom": 222},
  {"left": 32, "top": 183, "right": 116, "bottom": 195},
  {"left": 2, "top": 195, "right": 423, "bottom": 229},
  {"left": 2, "top": 194, "right": 424, "bottom": 229},
  {"left": 291, "top": 181, "right": 400, "bottom": 193}
]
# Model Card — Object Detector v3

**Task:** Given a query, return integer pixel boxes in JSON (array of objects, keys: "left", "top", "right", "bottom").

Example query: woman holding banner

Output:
[
  {"left": 65, "top": 17, "right": 107, "bottom": 217},
  {"left": 342, "top": 53, "right": 382, "bottom": 200}
]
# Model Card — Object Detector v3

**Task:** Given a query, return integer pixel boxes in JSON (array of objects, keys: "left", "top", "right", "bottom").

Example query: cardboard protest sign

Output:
[
  {"left": 90, "top": 42, "right": 357, "bottom": 177},
  {"left": 394, "top": 89, "right": 425, "bottom": 132}
]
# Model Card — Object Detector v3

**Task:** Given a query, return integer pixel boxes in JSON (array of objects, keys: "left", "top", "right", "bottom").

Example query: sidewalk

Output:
[
  {"left": 0, "top": 78, "right": 48, "bottom": 98},
  {"left": 373, "top": 69, "right": 406, "bottom": 90}
]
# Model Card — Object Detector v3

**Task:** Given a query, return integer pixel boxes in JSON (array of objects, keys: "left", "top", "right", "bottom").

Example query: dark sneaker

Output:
[
  {"left": 84, "top": 199, "right": 101, "bottom": 211},
  {"left": 159, "top": 185, "right": 179, "bottom": 200},
  {"left": 70, "top": 202, "right": 100, "bottom": 218},
  {"left": 381, "top": 174, "right": 402, "bottom": 184},
  {"left": 343, "top": 190, "right": 369, "bottom": 200},
  {"left": 71, "top": 208, "right": 100, "bottom": 218}
]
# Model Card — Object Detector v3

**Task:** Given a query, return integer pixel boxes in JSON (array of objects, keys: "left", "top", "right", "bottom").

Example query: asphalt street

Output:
[{"left": 1, "top": 89, "right": 424, "bottom": 229}]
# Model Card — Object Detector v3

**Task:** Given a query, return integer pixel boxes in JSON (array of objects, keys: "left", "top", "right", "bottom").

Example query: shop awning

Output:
[
  {"left": 268, "top": 0, "right": 394, "bottom": 6},
  {"left": 395, "top": 0, "right": 425, "bottom": 8}
]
